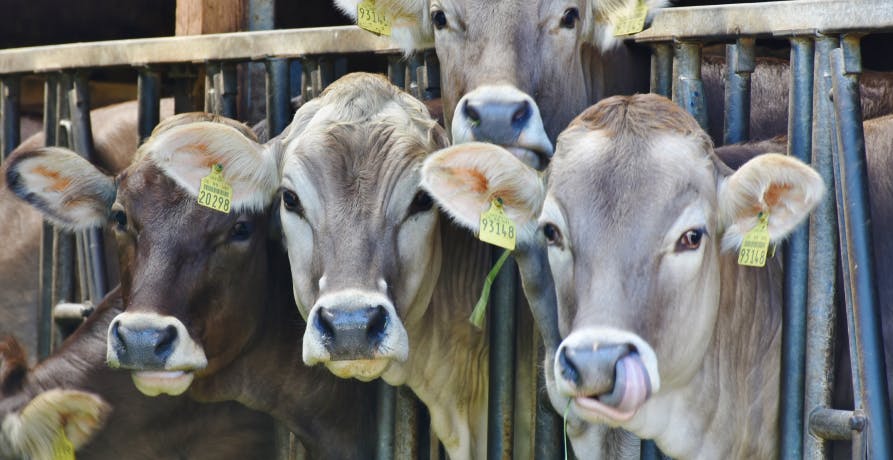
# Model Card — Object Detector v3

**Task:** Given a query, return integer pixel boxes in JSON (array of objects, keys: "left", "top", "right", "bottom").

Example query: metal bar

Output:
[
  {"left": 830, "top": 36, "right": 893, "bottom": 458},
  {"left": 170, "top": 65, "right": 199, "bottom": 114},
  {"left": 407, "top": 55, "right": 424, "bottom": 100},
  {"left": 317, "top": 58, "right": 335, "bottom": 93},
  {"left": 649, "top": 43, "right": 673, "bottom": 98},
  {"left": 672, "top": 41, "right": 707, "bottom": 130},
  {"left": 1, "top": 76, "right": 21, "bottom": 160},
  {"left": 808, "top": 407, "right": 861, "bottom": 441},
  {"left": 204, "top": 62, "right": 219, "bottom": 113},
  {"left": 394, "top": 386, "right": 419, "bottom": 459},
  {"left": 534, "top": 353, "right": 562, "bottom": 460},
  {"left": 265, "top": 58, "right": 292, "bottom": 139},
  {"left": 633, "top": 0, "right": 893, "bottom": 42},
  {"left": 779, "top": 35, "right": 814, "bottom": 460},
  {"left": 722, "top": 38, "right": 754, "bottom": 145},
  {"left": 0, "top": 26, "right": 406, "bottom": 74},
  {"left": 423, "top": 51, "right": 441, "bottom": 100},
  {"left": 138, "top": 68, "right": 161, "bottom": 144},
  {"left": 218, "top": 63, "right": 238, "bottom": 119},
  {"left": 802, "top": 34, "right": 840, "bottom": 460},
  {"left": 376, "top": 380, "right": 395, "bottom": 460},
  {"left": 487, "top": 251, "right": 517, "bottom": 460},
  {"left": 37, "top": 75, "right": 59, "bottom": 360},
  {"left": 289, "top": 60, "right": 303, "bottom": 100},
  {"left": 387, "top": 56, "right": 407, "bottom": 90},
  {"left": 301, "top": 59, "right": 318, "bottom": 100}
]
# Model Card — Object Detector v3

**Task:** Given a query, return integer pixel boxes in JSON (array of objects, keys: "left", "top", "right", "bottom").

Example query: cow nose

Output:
[
  {"left": 110, "top": 321, "right": 178, "bottom": 370},
  {"left": 557, "top": 343, "right": 631, "bottom": 395},
  {"left": 462, "top": 98, "right": 531, "bottom": 146},
  {"left": 314, "top": 305, "right": 389, "bottom": 360}
]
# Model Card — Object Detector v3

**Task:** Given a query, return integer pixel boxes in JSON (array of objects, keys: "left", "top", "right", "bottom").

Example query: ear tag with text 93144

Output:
[{"left": 198, "top": 164, "right": 233, "bottom": 214}]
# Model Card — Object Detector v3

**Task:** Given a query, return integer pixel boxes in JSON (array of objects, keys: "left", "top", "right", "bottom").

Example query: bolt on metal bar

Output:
[
  {"left": 649, "top": 43, "right": 673, "bottom": 98},
  {"left": 487, "top": 250, "right": 517, "bottom": 460},
  {"left": 723, "top": 38, "right": 755, "bottom": 145},
  {"left": 809, "top": 407, "right": 861, "bottom": 441},
  {"left": 376, "top": 380, "right": 395, "bottom": 460},
  {"left": 1, "top": 75, "right": 21, "bottom": 160},
  {"left": 672, "top": 41, "right": 707, "bottom": 130},
  {"left": 802, "top": 34, "right": 840, "bottom": 460},
  {"left": 265, "top": 58, "right": 292, "bottom": 139},
  {"left": 830, "top": 36, "right": 893, "bottom": 458},
  {"left": 37, "top": 75, "right": 59, "bottom": 360},
  {"left": 138, "top": 68, "right": 161, "bottom": 145},
  {"left": 779, "top": 36, "right": 814, "bottom": 460}
]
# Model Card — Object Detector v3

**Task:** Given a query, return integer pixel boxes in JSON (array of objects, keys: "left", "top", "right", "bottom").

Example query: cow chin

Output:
[
  {"left": 131, "top": 370, "right": 195, "bottom": 397},
  {"left": 325, "top": 359, "right": 392, "bottom": 381}
]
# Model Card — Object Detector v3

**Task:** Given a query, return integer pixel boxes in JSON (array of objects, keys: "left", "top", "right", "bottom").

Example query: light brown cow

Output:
[{"left": 422, "top": 94, "right": 826, "bottom": 458}]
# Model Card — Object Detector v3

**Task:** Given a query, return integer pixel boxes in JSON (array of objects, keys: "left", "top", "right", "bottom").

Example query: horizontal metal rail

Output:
[
  {"left": 634, "top": 0, "right": 893, "bottom": 42},
  {"left": 0, "top": 26, "right": 407, "bottom": 74}
]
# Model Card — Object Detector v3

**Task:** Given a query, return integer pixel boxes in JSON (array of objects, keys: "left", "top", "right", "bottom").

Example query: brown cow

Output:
[
  {"left": 3, "top": 113, "right": 379, "bottom": 458},
  {"left": 422, "top": 94, "right": 828, "bottom": 458}
]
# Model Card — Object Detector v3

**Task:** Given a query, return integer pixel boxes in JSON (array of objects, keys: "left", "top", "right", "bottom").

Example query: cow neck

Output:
[
  {"left": 632, "top": 252, "right": 783, "bottom": 459},
  {"left": 386, "top": 220, "right": 492, "bottom": 459},
  {"left": 186, "top": 243, "right": 378, "bottom": 459}
]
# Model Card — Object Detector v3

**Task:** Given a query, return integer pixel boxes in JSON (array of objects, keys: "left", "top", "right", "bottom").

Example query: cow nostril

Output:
[
  {"left": 154, "top": 325, "right": 177, "bottom": 360},
  {"left": 315, "top": 307, "right": 336, "bottom": 340},
  {"left": 558, "top": 347, "right": 580, "bottom": 386},
  {"left": 463, "top": 102, "right": 481, "bottom": 125},
  {"left": 366, "top": 305, "right": 388, "bottom": 343},
  {"left": 111, "top": 321, "right": 125, "bottom": 350},
  {"left": 512, "top": 100, "right": 531, "bottom": 124}
]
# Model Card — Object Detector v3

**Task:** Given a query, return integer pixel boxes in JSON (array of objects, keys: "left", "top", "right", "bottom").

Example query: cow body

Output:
[{"left": 4, "top": 113, "right": 379, "bottom": 458}]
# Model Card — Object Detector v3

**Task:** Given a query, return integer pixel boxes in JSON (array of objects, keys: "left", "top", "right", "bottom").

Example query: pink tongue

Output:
[{"left": 614, "top": 354, "right": 650, "bottom": 413}]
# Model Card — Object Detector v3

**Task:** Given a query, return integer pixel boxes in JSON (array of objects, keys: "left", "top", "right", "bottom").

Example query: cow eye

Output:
[
  {"left": 110, "top": 209, "right": 127, "bottom": 230},
  {"left": 408, "top": 190, "right": 434, "bottom": 215},
  {"left": 542, "top": 223, "right": 563, "bottom": 246},
  {"left": 431, "top": 10, "right": 448, "bottom": 29},
  {"left": 560, "top": 8, "right": 579, "bottom": 29},
  {"left": 230, "top": 221, "right": 255, "bottom": 242},
  {"left": 281, "top": 189, "right": 304, "bottom": 217},
  {"left": 677, "top": 228, "right": 705, "bottom": 251}
]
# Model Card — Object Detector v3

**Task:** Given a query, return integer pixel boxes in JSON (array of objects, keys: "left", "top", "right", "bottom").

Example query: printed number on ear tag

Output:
[
  {"left": 198, "top": 164, "right": 233, "bottom": 214},
  {"left": 611, "top": 0, "right": 649, "bottom": 36},
  {"left": 738, "top": 212, "right": 770, "bottom": 267},
  {"left": 52, "top": 427, "right": 75, "bottom": 460},
  {"left": 478, "top": 197, "right": 516, "bottom": 251},
  {"left": 357, "top": 1, "right": 391, "bottom": 36}
]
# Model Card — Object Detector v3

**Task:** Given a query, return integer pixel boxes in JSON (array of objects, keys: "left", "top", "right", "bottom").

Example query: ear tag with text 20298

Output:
[
  {"left": 611, "top": 0, "right": 648, "bottom": 36},
  {"left": 357, "top": 1, "right": 391, "bottom": 36},
  {"left": 198, "top": 164, "right": 233, "bottom": 214},
  {"left": 738, "top": 211, "right": 770, "bottom": 267},
  {"left": 52, "top": 427, "right": 75, "bottom": 460}
]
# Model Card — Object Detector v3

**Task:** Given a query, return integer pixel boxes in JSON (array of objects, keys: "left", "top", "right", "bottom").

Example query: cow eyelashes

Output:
[
  {"left": 560, "top": 8, "right": 579, "bottom": 29},
  {"left": 408, "top": 190, "right": 435, "bottom": 216},
  {"left": 676, "top": 227, "right": 706, "bottom": 252},
  {"left": 431, "top": 9, "right": 448, "bottom": 30},
  {"left": 281, "top": 189, "right": 305, "bottom": 217},
  {"left": 542, "top": 222, "right": 563, "bottom": 247}
]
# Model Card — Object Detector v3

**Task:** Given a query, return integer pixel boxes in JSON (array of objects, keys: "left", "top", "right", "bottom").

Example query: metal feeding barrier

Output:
[{"left": 0, "top": 0, "right": 891, "bottom": 458}]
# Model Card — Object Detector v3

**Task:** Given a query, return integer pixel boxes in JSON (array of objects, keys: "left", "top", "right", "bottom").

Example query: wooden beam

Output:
[{"left": 175, "top": 0, "right": 245, "bottom": 36}]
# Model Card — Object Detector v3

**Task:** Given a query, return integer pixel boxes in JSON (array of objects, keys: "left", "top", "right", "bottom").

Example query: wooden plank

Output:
[{"left": 176, "top": 0, "right": 245, "bottom": 36}]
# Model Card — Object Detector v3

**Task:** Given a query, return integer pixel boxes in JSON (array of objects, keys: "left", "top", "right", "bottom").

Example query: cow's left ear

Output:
[
  {"left": 146, "top": 121, "right": 278, "bottom": 213},
  {"left": 718, "top": 153, "right": 824, "bottom": 250},
  {"left": 590, "top": 0, "right": 670, "bottom": 51},
  {"left": 421, "top": 142, "right": 544, "bottom": 241}
]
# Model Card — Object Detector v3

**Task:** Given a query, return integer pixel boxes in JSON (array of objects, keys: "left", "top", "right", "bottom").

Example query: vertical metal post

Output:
[
  {"left": 218, "top": 63, "right": 238, "bottom": 119},
  {"left": 68, "top": 71, "right": 109, "bottom": 302},
  {"left": 394, "top": 386, "right": 420, "bottom": 459},
  {"left": 803, "top": 34, "right": 840, "bottom": 460},
  {"left": 1, "top": 75, "right": 21, "bottom": 160},
  {"left": 289, "top": 60, "right": 303, "bottom": 100},
  {"left": 204, "top": 62, "right": 220, "bottom": 113},
  {"left": 138, "top": 68, "right": 161, "bottom": 144},
  {"left": 52, "top": 73, "right": 76, "bottom": 351},
  {"left": 780, "top": 36, "right": 814, "bottom": 460},
  {"left": 650, "top": 43, "right": 673, "bottom": 98},
  {"left": 376, "top": 380, "right": 395, "bottom": 460},
  {"left": 830, "top": 36, "right": 893, "bottom": 458},
  {"left": 170, "top": 65, "right": 200, "bottom": 114},
  {"left": 387, "top": 56, "right": 407, "bottom": 91},
  {"left": 317, "top": 58, "right": 335, "bottom": 93},
  {"left": 723, "top": 38, "right": 755, "bottom": 145},
  {"left": 422, "top": 51, "right": 441, "bottom": 100},
  {"left": 534, "top": 343, "right": 562, "bottom": 459},
  {"left": 265, "top": 58, "right": 292, "bottom": 139},
  {"left": 672, "top": 41, "right": 707, "bottom": 130},
  {"left": 488, "top": 251, "right": 517, "bottom": 460},
  {"left": 407, "top": 55, "right": 424, "bottom": 100},
  {"left": 301, "top": 59, "right": 318, "bottom": 101},
  {"left": 37, "top": 75, "right": 58, "bottom": 360}
]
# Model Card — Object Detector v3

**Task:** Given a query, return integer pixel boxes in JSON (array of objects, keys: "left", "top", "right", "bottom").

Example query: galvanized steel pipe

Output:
[
  {"left": 487, "top": 251, "right": 517, "bottom": 460},
  {"left": 722, "top": 38, "right": 754, "bottom": 145},
  {"left": 137, "top": 68, "right": 161, "bottom": 144},
  {"left": 1, "top": 76, "right": 21, "bottom": 160},
  {"left": 265, "top": 58, "right": 292, "bottom": 139},
  {"left": 649, "top": 43, "right": 673, "bottom": 98},
  {"left": 672, "top": 41, "right": 707, "bottom": 130}
]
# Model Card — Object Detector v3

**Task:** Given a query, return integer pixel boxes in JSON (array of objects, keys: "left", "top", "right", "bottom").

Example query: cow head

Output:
[
  {"left": 421, "top": 94, "right": 824, "bottom": 441},
  {"left": 335, "top": 0, "right": 668, "bottom": 169},
  {"left": 277, "top": 73, "right": 448, "bottom": 381},
  {"left": 4, "top": 114, "right": 279, "bottom": 397}
]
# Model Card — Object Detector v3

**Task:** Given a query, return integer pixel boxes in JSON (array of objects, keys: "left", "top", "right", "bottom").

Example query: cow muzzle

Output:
[
  {"left": 107, "top": 312, "right": 208, "bottom": 397},
  {"left": 451, "top": 85, "right": 553, "bottom": 170},
  {"left": 303, "top": 290, "right": 408, "bottom": 381},
  {"left": 554, "top": 329, "right": 660, "bottom": 423}
]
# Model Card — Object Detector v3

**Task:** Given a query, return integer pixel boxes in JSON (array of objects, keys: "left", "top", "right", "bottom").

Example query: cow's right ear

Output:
[
  {"left": 421, "top": 142, "right": 544, "bottom": 238},
  {"left": 590, "top": 0, "right": 670, "bottom": 51},
  {"left": 333, "top": 0, "right": 432, "bottom": 53},
  {"left": 4, "top": 147, "right": 115, "bottom": 230}
]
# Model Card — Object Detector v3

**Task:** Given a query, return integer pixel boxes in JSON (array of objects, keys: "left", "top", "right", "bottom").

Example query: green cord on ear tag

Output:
[
  {"left": 469, "top": 249, "right": 512, "bottom": 329},
  {"left": 52, "top": 427, "right": 75, "bottom": 460}
]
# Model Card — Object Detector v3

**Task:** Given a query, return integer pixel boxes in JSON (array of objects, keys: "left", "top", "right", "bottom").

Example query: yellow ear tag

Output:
[
  {"left": 611, "top": 0, "right": 649, "bottom": 36},
  {"left": 197, "top": 164, "right": 233, "bottom": 214},
  {"left": 52, "top": 427, "right": 75, "bottom": 460},
  {"left": 738, "top": 211, "right": 771, "bottom": 267},
  {"left": 357, "top": 0, "right": 392, "bottom": 36},
  {"left": 478, "top": 197, "right": 516, "bottom": 251}
]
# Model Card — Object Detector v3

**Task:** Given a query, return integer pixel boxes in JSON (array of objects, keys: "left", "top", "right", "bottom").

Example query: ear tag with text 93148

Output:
[{"left": 738, "top": 211, "right": 770, "bottom": 267}]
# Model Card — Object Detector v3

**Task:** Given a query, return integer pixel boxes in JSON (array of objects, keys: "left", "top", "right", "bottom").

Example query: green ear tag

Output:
[
  {"left": 478, "top": 197, "right": 516, "bottom": 251},
  {"left": 469, "top": 249, "right": 511, "bottom": 329},
  {"left": 611, "top": 0, "right": 649, "bottom": 36},
  {"left": 357, "top": 0, "right": 391, "bottom": 36},
  {"left": 197, "top": 164, "right": 233, "bottom": 214},
  {"left": 52, "top": 427, "right": 75, "bottom": 460},
  {"left": 738, "top": 211, "right": 771, "bottom": 267}
]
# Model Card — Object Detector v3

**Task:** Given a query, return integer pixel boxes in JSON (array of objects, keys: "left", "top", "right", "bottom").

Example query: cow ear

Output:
[
  {"left": 333, "top": 0, "right": 433, "bottom": 53},
  {"left": 718, "top": 153, "right": 824, "bottom": 250},
  {"left": 1, "top": 389, "right": 111, "bottom": 459},
  {"left": 421, "top": 142, "right": 544, "bottom": 238},
  {"left": 4, "top": 147, "right": 115, "bottom": 230},
  {"left": 590, "top": 0, "right": 670, "bottom": 50},
  {"left": 145, "top": 121, "right": 278, "bottom": 213}
]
